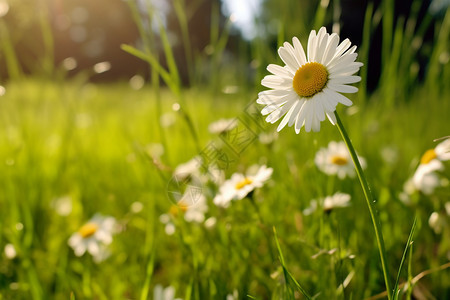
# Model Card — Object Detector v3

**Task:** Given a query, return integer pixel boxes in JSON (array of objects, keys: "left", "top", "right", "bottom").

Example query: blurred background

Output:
[
  {"left": 1, "top": 1, "right": 450, "bottom": 299},
  {"left": 0, "top": 0, "right": 447, "bottom": 91}
]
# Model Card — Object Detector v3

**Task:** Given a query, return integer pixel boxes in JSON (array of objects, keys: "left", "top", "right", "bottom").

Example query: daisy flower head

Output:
[
  {"left": 412, "top": 161, "right": 445, "bottom": 195},
  {"left": 208, "top": 118, "right": 237, "bottom": 134},
  {"left": 257, "top": 27, "right": 362, "bottom": 133},
  {"left": 159, "top": 214, "right": 176, "bottom": 235},
  {"left": 178, "top": 187, "right": 208, "bottom": 223},
  {"left": 213, "top": 165, "right": 273, "bottom": 208},
  {"left": 315, "top": 141, "right": 366, "bottom": 179},
  {"left": 153, "top": 284, "right": 183, "bottom": 300},
  {"left": 304, "top": 192, "right": 351, "bottom": 215},
  {"left": 68, "top": 214, "right": 116, "bottom": 262},
  {"left": 412, "top": 138, "right": 450, "bottom": 194}
]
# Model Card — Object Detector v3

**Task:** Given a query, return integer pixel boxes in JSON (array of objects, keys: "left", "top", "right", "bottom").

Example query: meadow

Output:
[{"left": 1, "top": 0, "right": 450, "bottom": 299}]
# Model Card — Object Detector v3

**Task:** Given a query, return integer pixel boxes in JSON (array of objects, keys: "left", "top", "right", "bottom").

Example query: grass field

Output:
[
  {"left": 1, "top": 76, "right": 449, "bottom": 299},
  {"left": 1, "top": 0, "right": 450, "bottom": 299}
]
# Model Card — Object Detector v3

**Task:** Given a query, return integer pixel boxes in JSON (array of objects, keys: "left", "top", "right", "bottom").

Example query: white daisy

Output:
[
  {"left": 173, "top": 157, "right": 202, "bottom": 181},
  {"left": 412, "top": 161, "right": 444, "bottom": 195},
  {"left": 208, "top": 118, "right": 237, "bottom": 134},
  {"left": 428, "top": 212, "right": 446, "bottom": 234},
  {"left": 315, "top": 141, "right": 366, "bottom": 179},
  {"left": 257, "top": 27, "right": 362, "bottom": 133},
  {"left": 173, "top": 157, "right": 223, "bottom": 185},
  {"left": 68, "top": 214, "right": 116, "bottom": 261},
  {"left": 4, "top": 243, "right": 17, "bottom": 260},
  {"left": 159, "top": 214, "right": 176, "bottom": 235},
  {"left": 213, "top": 165, "right": 273, "bottom": 207},
  {"left": 426, "top": 138, "right": 450, "bottom": 162},
  {"left": 304, "top": 192, "right": 351, "bottom": 215},
  {"left": 153, "top": 284, "right": 183, "bottom": 300},
  {"left": 181, "top": 188, "right": 208, "bottom": 223},
  {"left": 412, "top": 139, "right": 450, "bottom": 194}
]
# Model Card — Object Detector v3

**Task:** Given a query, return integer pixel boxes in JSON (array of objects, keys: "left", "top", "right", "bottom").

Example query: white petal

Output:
[
  {"left": 329, "top": 76, "right": 361, "bottom": 85},
  {"left": 267, "top": 64, "right": 293, "bottom": 78},
  {"left": 283, "top": 41, "right": 301, "bottom": 70},
  {"left": 261, "top": 104, "right": 283, "bottom": 115},
  {"left": 295, "top": 101, "right": 308, "bottom": 133},
  {"left": 327, "top": 52, "right": 358, "bottom": 69},
  {"left": 277, "top": 100, "right": 300, "bottom": 131},
  {"left": 327, "top": 83, "right": 359, "bottom": 94},
  {"left": 319, "top": 92, "right": 338, "bottom": 111},
  {"left": 310, "top": 27, "right": 326, "bottom": 62},
  {"left": 292, "top": 37, "right": 307, "bottom": 65},
  {"left": 312, "top": 114, "right": 321, "bottom": 132},
  {"left": 333, "top": 38, "right": 351, "bottom": 59},
  {"left": 326, "top": 112, "right": 337, "bottom": 125},
  {"left": 74, "top": 244, "right": 87, "bottom": 257},
  {"left": 278, "top": 47, "right": 299, "bottom": 73},
  {"left": 323, "top": 88, "right": 353, "bottom": 106},
  {"left": 261, "top": 75, "right": 292, "bottom": 89},
  {"left": 304, "top": 102, "right": 313, "bottom": 132},
  {"left": 315, "top": 31, "right": 329, "bottom": 64},
  {"left": 257, "top": 91, "right": 293, "bottom": 105},
  {"left": 266, "top": 98, "right": 297, "bottom": 123},
  {"left": 307, "top": 30, "right": 317, "bottom": 61},
  {"left": 329, "top": 63, "right": 363, "bottom": 76},
  {"left": 288, "top": 99, "right": 303, "bottom": 127},
  {"left": 258, "top": 89, "right": 291, "bottom": 97},
  {"left": 314, "top": 96, "right": 326, "bottom": 121},
  {"left": 87, "top": 240, "right": 100, "bottom": 256},
  {"left": 322, "top": 34, "right": 339, "bottom": 66},
  {"left": 346, "top": 45, "right": 357, "bottom": 55}
]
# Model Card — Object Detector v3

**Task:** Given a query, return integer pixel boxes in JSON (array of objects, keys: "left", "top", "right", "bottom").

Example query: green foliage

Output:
[
  {"left": 0, "top": 77, "right": 449, "bottom": 299},
  {"left": 1, "top": 0, "right": 450, "bottom": 299}
]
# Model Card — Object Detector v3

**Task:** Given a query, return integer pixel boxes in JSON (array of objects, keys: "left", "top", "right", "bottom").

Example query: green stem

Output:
[{"left": 334, "top": 111, "right": 392, "bottom": 300}]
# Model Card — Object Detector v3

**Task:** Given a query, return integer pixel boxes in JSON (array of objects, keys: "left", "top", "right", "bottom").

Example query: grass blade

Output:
[
  {"left": 273, "top": 227, "right": 312, "bottom": 300},
  {"left": 392, "top": 216, "right": 417, "bottom": 300}
]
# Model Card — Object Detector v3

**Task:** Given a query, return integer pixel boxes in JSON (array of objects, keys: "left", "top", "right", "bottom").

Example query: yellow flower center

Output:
[
  {"left": 169, "top": 201, "right": 188, "bottom": 217},
  {"left": 235, "top": 177, "right": 253, "bottom": 190},
  {"left": 330, "top": 155, "right": 348, "bottom": 165},
  {"left": 78, "top": 223, "right": 98, "bottom": 238},
  {"left": 420, "top": 149, "right": 437, "bottom": 165},
  {"left": 293, "top": 62, "right": 328, "bottom": 98}
]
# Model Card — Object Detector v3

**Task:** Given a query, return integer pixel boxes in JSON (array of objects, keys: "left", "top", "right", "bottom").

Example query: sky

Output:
[{"left": 221, "top": 0, "right": 262, "bottom": 40}]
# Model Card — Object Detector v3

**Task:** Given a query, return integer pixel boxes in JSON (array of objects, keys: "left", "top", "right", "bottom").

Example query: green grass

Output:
[
  {"left": 1, "top": 0, "right": 450, "bottom": 299},
  {"left": 0, "top": 77, "right": 449, "bottom": 299}
]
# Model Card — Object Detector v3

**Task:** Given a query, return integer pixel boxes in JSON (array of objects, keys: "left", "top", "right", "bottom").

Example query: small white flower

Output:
[
  {"left": 323, "top": 192, "right": 351, "bottom": 210},
  {"left": 412, "top": 160, "right": 443, "bottom": 195},
  {"left": 259, "top": 131, "right": 279, "bottom": 145},
  {"left": 315, "top": 141, "right": 366, "bottom": 179},
  {"left": 398, "top": 178, "right": 417, "bottom": 205},
  {"left": 412, "top": 139, "right": 450, "bottom": 195},
  {"left": 428, "top": 212, "right": 446, "bottom": 234},
  {"left": 153, "top": 284, "right": 183, "bottom": 300},
  {"left": 173, "top": 157, "right": 202, "bottom": 181},
  {"left": 304, "top": 192, "right": 351, "bottom": 215},
  {"left": 68, "top": 214, "right": 116, "bottom": 262},
  {"left": 51, "top": 195, "right": 73, "bottom": 216},
  {"left": 182, "top": 190, "right": 208, "bottom": 223},
  {"left": 160, "top": 112, "right": 176, "bottom": 128},
  {"left": 214, "top": 165, "right": 273, "bottom": 207},
  {"left": 226, "top": 290, "right": 239, "bottom": 300},
  {"left": 4, "top": 243, "right": 17, "bottom": 259},
  {"left": 204, "top": 217, "right": 217, "bottom": 229},
  {"left": 159, "top": 214, "right": 176, "bottom": 235},
  {"left": 430, "top": 138, "right": 450, "bottom": 161},
  {"left": 257, "top": 27, "right": 362, "bottom": 133},
  {"left": 208, "top": 118, "right": 237, "bottom": 134},
  {"left": 445, "top": 202, "right": 450, "bottom": 216},
  {"left": 173, "top": 157, "right": 225, "bottom": 186}
]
